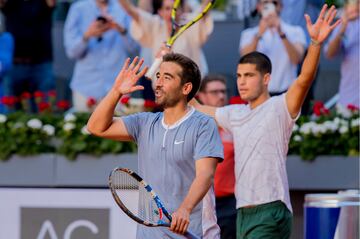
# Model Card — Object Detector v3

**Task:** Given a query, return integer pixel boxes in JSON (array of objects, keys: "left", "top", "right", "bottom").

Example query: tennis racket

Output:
[
  {"left": 145, "top": 0, "right": 216, "bottom": 81},
  {"left": 109, "top": 167, "right": 200, "bottom": 239}
]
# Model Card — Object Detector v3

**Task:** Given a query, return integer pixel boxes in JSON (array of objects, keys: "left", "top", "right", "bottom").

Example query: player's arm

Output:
[
  {"left": 118, "top": 0, "right": 140, "bottom": 23},
  {"left": 87, "top": 57, "right": 147, "bottom": 140},
  {"left": 189, "top": 98, "right": 217, "bottom": 119},
  {"left": 286, "top": 4, "right": 340, "bottom": 118},
  {"left": 170, "top": 157, "right": 218, "bottom": 235}
]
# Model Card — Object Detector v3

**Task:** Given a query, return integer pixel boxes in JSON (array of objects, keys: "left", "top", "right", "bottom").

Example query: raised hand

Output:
[
  {"left": 113, "top": 57, "right": 148, "bottom": 95},
  {"left": 305, "top": 4, "right": 341, "bottom": 44}
]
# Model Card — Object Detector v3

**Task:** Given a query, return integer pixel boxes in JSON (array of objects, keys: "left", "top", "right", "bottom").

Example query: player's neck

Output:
[
  {"left": 249, "top": 93, "right": 270, "bottom": 110},
  {"left": 163, "top": 102, "right": 190, "bottom": 126}
]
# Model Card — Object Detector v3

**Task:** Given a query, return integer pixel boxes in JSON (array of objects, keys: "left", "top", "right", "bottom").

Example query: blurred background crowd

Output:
[{"left": 0, "top": 0, "right": 358, "bottom": 115}]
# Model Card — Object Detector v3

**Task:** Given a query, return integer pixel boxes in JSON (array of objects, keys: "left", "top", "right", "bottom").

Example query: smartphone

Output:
[
  {"left": 261, "top": 3, "right": 276, "bottom": 18},
  {"left": 96, "top": 16, "right": 108, "bottom": 24}
]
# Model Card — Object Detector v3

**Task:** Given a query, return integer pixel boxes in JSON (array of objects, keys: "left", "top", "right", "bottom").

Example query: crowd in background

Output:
[{"left": 0, "top": 0, "right": 358, "bottom": 115}]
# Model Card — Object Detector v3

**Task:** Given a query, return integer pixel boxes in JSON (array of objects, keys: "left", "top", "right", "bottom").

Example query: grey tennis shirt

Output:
[{"left": 122, "top": 107, "right": 224, "bottom": 238}]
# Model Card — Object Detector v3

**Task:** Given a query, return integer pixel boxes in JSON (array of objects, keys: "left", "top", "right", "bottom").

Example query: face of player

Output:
[
  {"left": 198, "top": 81, "right": 228, "bottom": 107},
  {"left": 155, "top": 61, "right": 191, "bottom": 108},
  {"left": 236, "top": 63, "right": 269, "bottom": 102}
]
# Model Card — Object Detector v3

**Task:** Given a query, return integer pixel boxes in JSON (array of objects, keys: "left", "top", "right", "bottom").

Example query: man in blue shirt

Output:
[
  {"left": 88, "top": 53, "right": 223, "bottom": 238},
  {"left": 64, "top": 0, "right": 139, "bottom": 112}
]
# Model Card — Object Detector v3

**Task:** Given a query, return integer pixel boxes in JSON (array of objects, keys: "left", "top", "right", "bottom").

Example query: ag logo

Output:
[{"left": 21, "top": 208, "right": 109, "bottom": 239}]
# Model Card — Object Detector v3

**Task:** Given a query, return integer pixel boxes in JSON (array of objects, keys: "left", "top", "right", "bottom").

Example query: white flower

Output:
[
  {"left": 323, "top": 121, "right": 338, "bottom": 132},
  {"left": 27, "top": 119, "right": 43, "bottom": 129},
  {"left": 336, "top": 105, "right": 352, "bottom": 118},
  {"left": 42, "top": 124, "right": 55, "bottom": 136},
  {"left": 13, "top": 122, "right": 25, "bottom": 129},
  {"left": 294, "top": 135, "right": 302, "bottom": 142},
  {"left": 0, "top": 114, "right": 7, "bottom": 123},
  {"left": 339, "top": 126, "right": 349, "bottom": 134},
  {"left": 292, "top": 124, "right": 299, "bottom": 132},
  {"left": 63, "top": 122, "right": 76, "bottom": 131},
  {"left": 129, "top": 98, "right": 145, "bottom": 107},
  {"left": 351, "top": 118, "right": 360, "bottom": 128},
  {"left": 64, "top": 113, "right": 76, "bottom": 122},
  {"left": 81, "top": 125, "right": 91, "bottom": 135},
  {"left": 300, "top": 122, "right": 316, "bottom": 135}
]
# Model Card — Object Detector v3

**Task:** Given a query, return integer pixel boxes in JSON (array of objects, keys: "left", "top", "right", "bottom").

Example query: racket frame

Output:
[{"left": 109, "top": 167, "right": 172, "bottom": 227}]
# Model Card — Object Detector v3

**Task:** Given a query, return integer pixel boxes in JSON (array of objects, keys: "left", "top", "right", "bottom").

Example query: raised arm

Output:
[
  {"left": 189, "top": 98, "right": 217, "bottom": 119},
  {"left": 118, "top": 0, "right": 140, "bottom": 23},
  {"left": 170, "top": 157, "right": 218, "bottom": 234},
  {"left": 87, "top": 57, "right": 147, "bottom": 140},
  {"left": 286, "top": 5, "right": 341, "bottom": 118}
]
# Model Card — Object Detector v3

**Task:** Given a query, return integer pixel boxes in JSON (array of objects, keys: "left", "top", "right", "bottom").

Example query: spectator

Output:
[
  {"left": 239, "top": 0, "right": 306, "bottom": 96},
  {"left": 0, "top": 0, "right": 56, "bottom": 112},
  {"left": 0, "top": 10, "right": 13, "bottom": 113},
  {"left": 197, "top": 74, "right": 237, "bottom": 239},
  {"left": 64, "top": 0, "right": 139, "bottom": 112},
  {"left": 119, "top": 0, "right": 213, "bottom": 78},
  {"left": 324, "top": 0, "right": 359, "bottom": 108}
]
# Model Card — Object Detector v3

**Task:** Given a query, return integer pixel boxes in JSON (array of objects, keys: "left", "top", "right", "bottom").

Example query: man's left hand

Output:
[{"left": 305, "top": 4, "right": 341, "bottom": 44}]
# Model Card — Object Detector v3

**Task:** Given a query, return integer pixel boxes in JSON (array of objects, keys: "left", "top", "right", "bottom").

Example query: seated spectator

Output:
[
  {"left": 64, "top": 0, "right": 138, "bottom": 112},
  {"left": 324, "top": 0, "right": 359, "bottom": 108},
  {"left": 0, "top": 10, "right": 13, "bottom": 113},
  {"left": 0, "top": 0, "right": 56, "bottom": 112},
  {"left": 239, "top": 0, "right": 306, "bottom": 96}
]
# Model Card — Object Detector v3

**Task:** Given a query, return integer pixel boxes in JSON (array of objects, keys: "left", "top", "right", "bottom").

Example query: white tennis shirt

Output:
[{"left": 216, "top": 94, "right": 298, "bottom": 212}]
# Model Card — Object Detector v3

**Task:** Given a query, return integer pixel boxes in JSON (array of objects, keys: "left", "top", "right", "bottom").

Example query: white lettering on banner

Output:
[
  {"left": 36, "top": 219, "right": 99, "bottom": 239},
  {"left": 64, "top": 220, "right": 99, "bottom": 239},
  {"left": 36, "top": 220, "right": 58, "bottom": 239}
]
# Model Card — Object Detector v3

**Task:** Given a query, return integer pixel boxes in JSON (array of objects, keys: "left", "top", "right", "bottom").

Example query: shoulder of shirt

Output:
[{"left": 191, "top": 110, "right": 216, "bottom": 124}]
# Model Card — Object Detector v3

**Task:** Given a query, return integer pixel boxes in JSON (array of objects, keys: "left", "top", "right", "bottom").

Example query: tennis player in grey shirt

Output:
[{"left": 88, "top": 53, "right": 224, "bottom": 238}]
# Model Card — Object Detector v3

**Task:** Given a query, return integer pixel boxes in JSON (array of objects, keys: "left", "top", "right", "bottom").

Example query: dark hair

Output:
[
  {"left": 163, "top": 53, "right": 201, "bottom": 101},
  {"left": 199, "top": 74, "right": 226, "bottom": 92},
  {"left": 239, "top": 51, "right": 272, "bottom": 75},
  {"left": 152, "top": 0, "right": 185, "bottom": 14},
  {"left": 152, "top": 0, "right": 163, "bottom": 14}
]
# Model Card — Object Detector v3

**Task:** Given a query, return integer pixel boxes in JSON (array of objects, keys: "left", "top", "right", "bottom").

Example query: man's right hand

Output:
[
  {"left": 83, "top": 20, "right": 111, "bottom": 41},
  {"left": 258, "top": 17, "right": 268, "bottom": 37},
  {"left": 112, "top": 57, "right": 148, "bottom": 96}
]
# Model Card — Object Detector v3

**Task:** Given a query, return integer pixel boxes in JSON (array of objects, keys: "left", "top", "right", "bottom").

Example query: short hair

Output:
[
  {"left": 238, "top": 51, "right": 272, "bottom": 75},
  {"left": 152, "top": 0, "right": 185, "bottom": 14},
  {"left": 199, "top": 74, "right": 226, "bottom": 92},
  {"left": 163, "top": 53, "right": 201, "bottom": 101}
]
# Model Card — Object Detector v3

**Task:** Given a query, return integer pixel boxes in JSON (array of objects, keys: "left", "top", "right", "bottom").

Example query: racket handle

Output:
[
  {"left": 145, "top": 57, "right": 162, "bottom": 82},
  {"left": 184, "top": 231, "right": 200, "bottom": 239}
]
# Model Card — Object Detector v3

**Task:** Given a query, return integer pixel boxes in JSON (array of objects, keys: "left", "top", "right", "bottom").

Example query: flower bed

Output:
[{"left": 0, "top": 96, "right": 358, "bottom": 161}]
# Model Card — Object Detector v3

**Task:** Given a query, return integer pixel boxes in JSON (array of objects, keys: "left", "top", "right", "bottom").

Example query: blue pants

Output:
[
  {"left": 3, "top": 61, "right": 54, "bottom": 112},
  {"left": 3, "top": 61, "right": 54, "bottom": 96},
  {"left": 216, "top": 195, "right": 237, "bottom": 239}
]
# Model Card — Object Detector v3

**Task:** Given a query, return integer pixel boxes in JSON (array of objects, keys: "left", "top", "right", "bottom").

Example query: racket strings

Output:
[{"left": 112, "top": 170, "right": 162, "bottom": 225}]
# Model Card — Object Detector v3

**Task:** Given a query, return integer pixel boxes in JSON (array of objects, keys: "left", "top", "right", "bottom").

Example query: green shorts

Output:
[{"left": 236, "top": 200, "right": 292, "bottom": 239}]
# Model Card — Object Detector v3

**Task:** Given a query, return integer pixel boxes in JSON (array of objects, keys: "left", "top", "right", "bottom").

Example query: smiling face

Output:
[
  {"left": 155, "top": 61, "right": 191, "bottom": 108},
  {"left": 236, "top": 63, "right": 270, "bottom": 102}
]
